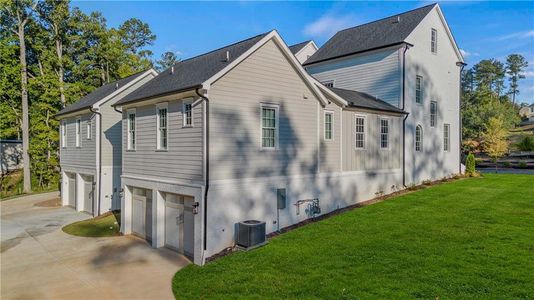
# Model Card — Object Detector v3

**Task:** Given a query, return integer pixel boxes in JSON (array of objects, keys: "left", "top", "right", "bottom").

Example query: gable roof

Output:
[
  {"left": 304, "top": 3, "right": 437, "bottom": 65},
  {"left": 56, "top": 71, "right": 149, "bottom": 117},
  {"left": 115, "top": 32, "right": 270, "bottom": 106},
  {"left": 328, "top": 87, "right": 405, "bottom": 114},
  {"left": 289, "top": 40, "right": 313, "bottom": 54}
]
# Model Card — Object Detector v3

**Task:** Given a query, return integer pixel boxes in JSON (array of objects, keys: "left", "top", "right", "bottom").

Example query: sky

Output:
[{"left": 74, "top": 1, "right": 534, "bottom": 104}]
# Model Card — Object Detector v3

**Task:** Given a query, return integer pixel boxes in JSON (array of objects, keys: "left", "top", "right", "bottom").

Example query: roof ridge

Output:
[
  {"left": 100, "top": 69, "right": 151, "bottom": 87},
  {"left": 336, "top": 3, "right": 437, "bottom": 35},
  {"left": 290, "top": 40, "right": 312, "bottom": 47}
]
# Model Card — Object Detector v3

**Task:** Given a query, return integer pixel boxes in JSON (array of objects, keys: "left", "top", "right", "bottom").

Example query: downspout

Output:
[
  {"left": 401, "top": 44, "right": 411, "bottom": 187},
  {"left": 89, "top": 107, "right": 102, "bottom": 217},
  {"left": 456, "top": 62, "right": 467, "bottom": 174},
  {"left": 195, "top": 88, "right": 209, "bottom": 252}
]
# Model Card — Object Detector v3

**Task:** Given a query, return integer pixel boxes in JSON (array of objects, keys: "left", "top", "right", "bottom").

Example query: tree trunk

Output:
[
  {"left": 55, "top": 26, "right": 66, "bottom": 108},
  {"left": 18, "top": 21, "right": 31, "bottom": 193}
]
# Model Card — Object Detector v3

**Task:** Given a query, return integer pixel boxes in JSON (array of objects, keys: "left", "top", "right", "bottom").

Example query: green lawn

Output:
[
  {"left": 172, "top": 174, "right": 534, "bottom": 299},
  {"left": 62, "top": 211, "right": 121, "bottom": 237}
]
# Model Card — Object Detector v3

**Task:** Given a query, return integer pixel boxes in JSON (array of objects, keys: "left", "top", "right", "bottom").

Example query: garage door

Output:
[
  {"left": 67, "top": 173, "right": 76, "bottom": 207},
  {"left": 132, "top": 187, "right": 152, "bottom": 242},
  {"left": 165, "top": 193, "right": 194, "bottom": 259},
  {"left": 82, "top": 175, "right": 94, "bottom": 214}
]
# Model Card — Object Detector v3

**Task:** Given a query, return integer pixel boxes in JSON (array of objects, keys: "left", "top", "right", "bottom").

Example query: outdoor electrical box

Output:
[{"left": 277, "top": 188, "right": 286, "bottom": 210}]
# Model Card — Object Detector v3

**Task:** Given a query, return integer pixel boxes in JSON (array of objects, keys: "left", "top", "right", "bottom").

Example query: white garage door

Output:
[
  {"left": 132, "top": 187, "right": 152, "bottom": 242},
  {"left": 67, "top": 173, "right": 76, "bottom": 207},
  {"left": 164, "top": 193, "right": 194, "bottom": 258}
]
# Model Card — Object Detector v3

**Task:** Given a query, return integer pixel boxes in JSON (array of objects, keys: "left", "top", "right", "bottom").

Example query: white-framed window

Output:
[
  {"left": 322, "top": 80, "right": 335, "bottom": 88},
  {"left": 86, "top": 120, "right": 92, "bottom": 140},
  {"left": 127, "top": 109, "right": 136, "bottom": 150},
  {"left": 261, "top": 103, "right": 279, "bottom": 149},
  {"left": 355, "top": 115, "right": 366, "bottom": 149},
  {"left": 415, "top": 125, "right": 423, "bottom": 152},
  {"left": 182, "top": 99, "right": 193, "bottom": 127},
  {"left": 156, "top": 103, "right": 168, "bottom": 150},
  {"left": 416, "top": 75, "right": 423, "bottom": 104},
  {"left": 61, "top": 120, "right": 66, "bottom": 148},
  {"left": 380, "top": 118, "right": 389, "bottom": 149},
  {"left": 430, "top": 101, "right": 437, "bottom": 127},
  {"left": 324, "top": 111, "right": 333, "bottom": 141},
  {"left": 431, "top": 28, "right": 438, "bottom": 54},
  {"left": 444, "top": 124, "right": 450, "bottom": 152},
  {"left": 75, "top": 118, "right": 81, "bottom": 147}
]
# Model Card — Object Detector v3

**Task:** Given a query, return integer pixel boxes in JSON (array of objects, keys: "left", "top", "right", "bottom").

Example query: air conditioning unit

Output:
[{"left": 237, "top": 220, "right": 266, "bottom": 248}]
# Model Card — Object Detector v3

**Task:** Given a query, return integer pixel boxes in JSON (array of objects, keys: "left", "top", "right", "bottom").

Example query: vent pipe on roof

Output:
[
  {"left": 225, "top": 50, "right": 230, "bottom": 62},
  {"left": 171, "top": 63, "right": 175, "bottom": 74},
  {"left": 393, "top": 16, "right": 400, "bottom": 23},
  {"left": 115, "top": 82, "right": 119, "bottom": 90}
]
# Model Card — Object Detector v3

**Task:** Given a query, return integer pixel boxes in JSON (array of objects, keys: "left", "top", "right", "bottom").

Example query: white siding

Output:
[
  {"left": 319, "top": 101, "right": 342, "bottom": 172},
  {"left": 306, "top": 47, "right": 402, "bottom": 107},
  {"left": 294, "top": 42, "right": 318, "bottom": 64}
]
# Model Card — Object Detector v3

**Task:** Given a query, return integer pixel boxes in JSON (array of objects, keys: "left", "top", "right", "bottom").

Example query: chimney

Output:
[{"left": 225, "top": 50, "right": 230, "bottom": 62}]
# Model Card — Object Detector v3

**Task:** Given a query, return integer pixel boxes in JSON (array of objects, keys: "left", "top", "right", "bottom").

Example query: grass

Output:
[
  {"left": 172, "top": 174, "right": 534, "bottom": 299},
  {"left": 62, "top": 211, "right": 121, "bottom": 237}
]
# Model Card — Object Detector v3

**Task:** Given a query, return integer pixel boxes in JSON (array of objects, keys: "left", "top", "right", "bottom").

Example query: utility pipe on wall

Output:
[{"left": 89, "top": 107, "right": 102, "bottom": 216}]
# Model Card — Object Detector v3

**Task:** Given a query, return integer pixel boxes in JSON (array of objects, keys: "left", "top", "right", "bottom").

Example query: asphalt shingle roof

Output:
[
  {"left": 304, "top": 4, "right": 436, "bottom": 65},
  {"left": 289, "top": 40, "right": 312, "bottom": 54},
  {"left": 328, "top": 87, "right": 405, "bottom": 114},
  {"left": 56, "top": 71, "right": 147, "bottom": 116},
  {"left": 115, "top": 32, "right": 270, "bottom": 106}
]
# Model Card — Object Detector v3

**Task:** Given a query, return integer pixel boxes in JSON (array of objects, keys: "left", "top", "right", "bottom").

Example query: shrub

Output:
[
  {"left": 519, "top": 161, "right": 527, "bottom": 168},
  {"left": 516, "top": 136, "right": 534, "bottom": 151},
  {"left": 466, "top": 153, "right": 476, "bottom": 175},
  {"left": 503, "top": 161, "right": 511, "bottom": 167}
]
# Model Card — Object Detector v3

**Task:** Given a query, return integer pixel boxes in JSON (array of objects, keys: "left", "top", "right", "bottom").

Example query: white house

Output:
[{"left": 289, "top": 40, "right": 318, "bottom": 64}]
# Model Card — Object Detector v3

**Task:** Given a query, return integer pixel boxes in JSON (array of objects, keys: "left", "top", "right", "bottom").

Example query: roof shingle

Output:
[{"left": 328, "top": 87, "right": 405, "bottom": 114}]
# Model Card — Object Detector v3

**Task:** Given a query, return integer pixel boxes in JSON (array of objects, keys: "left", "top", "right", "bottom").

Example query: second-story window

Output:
[
  {"left": 324, "top": 111, "right": 333, "bottom": 141},
  {"left": 430, "top": 101, "right": 437, "bottom": 127},
  {"left": 380, "top": 118, "right": 389, "bottom": 149},
  {"left": 76, "top": 118, "right": 81, "bottom": 147},
  {"left": 127, "top": 110, "right": 136, "bottom": 150},
  {"left": 157, "top": 104, "right": 168, "bottom": 150},
  {"left": 416, "top": 75, "right": 423, "bottom": 104},
  {"left": 355, "top": 115, "right": 366, "bottom": 149},
  {"left": 61, "top": 120, "right": 66, "bottom": 148},
  {"left": 261, "top": 104, "right": 278, "bottom": 149},
  {"left": 86, "top": 120, "right": 92, "bottom": 140},
  {"left": 183, "top": 100, "right": 193, "bottom": 127},
  {"left": 431, "top": 28, "right": 438, "bottom": 54}
]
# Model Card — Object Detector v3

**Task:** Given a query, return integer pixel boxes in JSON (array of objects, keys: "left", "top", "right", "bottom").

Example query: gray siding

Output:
[
  {"left": 307, "top": 47, "right": 402, "bottom": 107},
  {"left": 122, "top": 98, "right": 204, "bottom": 184},
  {"left": 209, "top": 39, "right": 320, "bottom": 181},
  {"left": 342, "top": 110, "right": 402, "bottom": 171},
  {"left": 60, "top": 113, "right": 96, "bottom": 170}
]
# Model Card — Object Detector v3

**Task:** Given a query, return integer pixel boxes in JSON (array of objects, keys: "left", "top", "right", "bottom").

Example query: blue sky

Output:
[{"left": 74, "top": 1, "right": 534, "bottom": 104}]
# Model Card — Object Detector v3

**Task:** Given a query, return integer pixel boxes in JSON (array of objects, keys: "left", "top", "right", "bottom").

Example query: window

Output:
[
  {"left": 183, "top": 100, "right": 193, "bottom": 127},
  {"left": 86, "top": 120, "right": 92, "bottom": 140},
  {"left": 127, "top": 110, "right": 136, "bottom": 150},
  {"left": 76, "top": 118, "right": 81, "bottom": 147},
  {"left": 261, "top": 104, "right": 278, "bottom": 149},
  {"left": 416, "top": 76, "right": 423, "bottom": 104},
  {"left": 430, "top": 101, "right": 437, "bottom": 127},
  {"left": 324, "top": 111, "right": 333, "bottom": 140},
  {"left": 415, "top": 125, "right": 423, "bottom": 152},
  {"left": 380, "top": 118, "right": 389, "bottom": 149},
  {"left": 61, "top": 121, "right": 66, "bottom": 148},
  {"left": 444, "top": 124, "right": 450, "bottom": 152},
  {"left": 156, "top": 104, "right": 168, "bottom": 150},
  {"left": 431, "top": 28, "right": 437, "bottom": 54},
  {"left": 322, "top": 80, "right": 334, "bottom": 88},
  {"left": 355, "top": 115, "right": 366, "bottom": 149}
]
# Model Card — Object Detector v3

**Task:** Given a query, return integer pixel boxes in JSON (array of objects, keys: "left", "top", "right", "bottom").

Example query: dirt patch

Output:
[{"left": 34, "top": 197, "right": 61, "bottom": 207}]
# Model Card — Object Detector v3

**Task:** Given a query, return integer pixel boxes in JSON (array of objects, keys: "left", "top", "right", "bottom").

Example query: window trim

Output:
[
  {"left": 182, "top": 99, "right": 194, "bottom": 128},
  {"left": 86, "top": 120, "right": 92, "bottom": 140},
  {"left": 75, "top": 117, "right": 81, "bottom": 148},
  {"left": 61, "top": 120, "right": 66, "bottom": 148},
  {"left": 322, "top": 80, "right": 335, "bottom": 88},
  {"left": 416, "top": 75, "right": 423, "bottom": 105},
  {"left": 430, "top": 101, "right": 437, "bottom": 127},
  {"left": 431, "top": 28, "right": 438, "bottom": 54},
  {"left": 415, "top": 125, "right": 423, "bottom": 152},
  {"left": 127, "top": 109, "right": 136, "bottom": 151},
  {"left": 260, "top": 103, "right": 279, "bottom": 150},
  {"left": 354, "top": 114, "right": 367, "bottom": 150},
  {"left": 380, "top": 117, "right": 390, "bottom": 150},
  {"left": 324, "top": 110, "right": 334, "bottom": 141},
  {"left": 156, "top": 102, "right": 168, "bottom": 151},
  {"left": 443, "top": 123, "right": 450, "bottom": 152}
]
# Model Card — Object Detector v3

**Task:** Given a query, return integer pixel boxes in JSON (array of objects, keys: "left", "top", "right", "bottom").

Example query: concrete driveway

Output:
[{"left": 1, "top": 192, "right": 189, "bottom": 300}]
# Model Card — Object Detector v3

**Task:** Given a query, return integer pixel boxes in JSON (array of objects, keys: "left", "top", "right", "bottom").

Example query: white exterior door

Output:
[
  {"left": 83, "top": 175, "right": 93, "bottom": 214},
  {"left": 67, "top": 173, "right": 76, "bottom": 207},
  {"left": 165, "top": 201, "right": 183, "bottom": 252},
  {"left": 132, "top": 189, "right": 146, "bottom": 238}
]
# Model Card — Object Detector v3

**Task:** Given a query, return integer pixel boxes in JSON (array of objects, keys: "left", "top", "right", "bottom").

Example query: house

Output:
[
  {"left": 113, "top": 29, "right": 413, "bottom": 266},
  {"left": 289, "top": 40, "right": 318, "bottom": 64},
  {"left": 304, "top": 3, "right": 464, "bottom": 184},
  {"left": 519, "top": 104, "right": 534, "bottom": 121},
  {"left": 0, "top": 140, "right": 22, "bottom": 175},
  {"left": 56, "top": 69, "right": 157, "bottom": 215}
]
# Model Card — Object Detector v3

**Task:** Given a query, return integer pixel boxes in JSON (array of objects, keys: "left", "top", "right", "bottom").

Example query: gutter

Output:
[
  {"left": 401, "top": 44, "right": 411, "bottom": 187},
  {"left": 195, "top": 88, "right": 209, "bottom": 252},
  {"left": 456, "top": 62, "right": 467, "bottom": 174},
  {"left": 89, "top": 107, "right": 102, "bottom": 217}
]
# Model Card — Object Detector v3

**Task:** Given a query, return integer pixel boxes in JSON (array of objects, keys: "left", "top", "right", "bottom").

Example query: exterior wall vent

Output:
[{"left": 236, "top": 220, "right": 266, "bottom": 248}]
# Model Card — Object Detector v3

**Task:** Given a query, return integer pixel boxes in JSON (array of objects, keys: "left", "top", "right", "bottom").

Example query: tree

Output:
[
  {"left": 482, "top": 117, "right": 508, "bottom": 171},
  {"left": 472, "top": 59, "right": 506, "bottom": 97},
  {"left": 119, "top": 18, "right": 155, "bottom": 57},
  {"left": 505, "top": 54, "right": 528, "bottom": 105},
  {"left": 156, "top": 51, "right": 178, "bottom": 72},
  {"left": 1, "top": 0, "right": 38, "bottom": 193}
]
